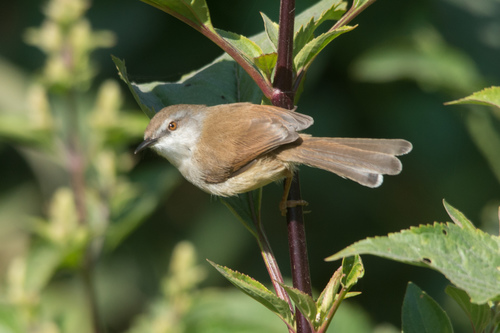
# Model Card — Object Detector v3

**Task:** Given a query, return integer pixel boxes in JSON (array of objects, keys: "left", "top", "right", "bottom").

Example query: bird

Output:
[{"left": 135, "top": 102, "right": 412, "bottom": 214}]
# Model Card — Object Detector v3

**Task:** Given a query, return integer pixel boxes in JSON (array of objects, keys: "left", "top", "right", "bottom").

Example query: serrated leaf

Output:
[
  {"left": 279, "top": 283, "right": 317, "bottom": 325},
  {"left": 293, "top": 1, "right": 346, "bottom": 57},
  {"left": 341, "top": 255, "right": 364, "bottom": 289},
  {"left": 208, "top": 260, "right": 294, "bottom": 326},
  {"left": 402, "top": 282, "right": 453, "bottom": 333},
  {"left": 445, "top": 285, "right": 492, "bottom": 333},
  {"left": 327, "top": 206, "right": 500, "bottom": 304},
  {"left": 294, "top": 26, "right": 354, "bottom": 71},
  {"left": 113, "top": 56, "right": 263, "bottom": 118},
  {"left": 215, "top": 29, "right": 276, "bottom": 82},
  {"left": 141, "top": 0, "right": 214, "bottom": 32},
  {"left": 260, "top": 12, "right": 279, "bottom": 51},
  {"left": 294, "top": 0, "right": 346, "bottom": 31},
  {"left": 446, "top": 86, "right": 500, "bottom": 109},
  {"left": 443, "top": 199, "right": 475, "bottom": 230},
  {"left": 215, "top": 29, "right": 264, "bottom": 60},
  {"left": 294, "top": 18, "right": 316, "bottom": 58}
]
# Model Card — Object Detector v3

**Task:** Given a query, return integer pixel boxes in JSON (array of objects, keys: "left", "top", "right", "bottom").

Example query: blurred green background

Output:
[{"left": 0, "top": 0, "right": 499, "bottom": 332}]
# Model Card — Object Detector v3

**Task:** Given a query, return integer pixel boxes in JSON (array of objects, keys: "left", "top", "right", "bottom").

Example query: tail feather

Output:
[
  {"left": 326, "top": 138, "right": 412, "bottom": 155},
  {"left": 279, "top": 137, "right": 412, "bottom": 188}
]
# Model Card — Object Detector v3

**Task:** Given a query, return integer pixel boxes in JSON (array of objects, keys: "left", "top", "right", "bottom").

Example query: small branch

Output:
[
  {"left": 247, "top": 193, "right": 293, "bottom": 312},
  {"left": 146, "top": 1, "right": 275, "bottom": 100},
  {"left": 200, "top": 27, "right": 275, "bottom": 100}
]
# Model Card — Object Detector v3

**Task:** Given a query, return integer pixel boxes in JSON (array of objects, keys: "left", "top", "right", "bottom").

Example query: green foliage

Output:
[
  {"left": 140, "top": 0, "right": 214, "bottom": 32},
  {"left": 115, "top": 0, "right": 354, "bottom": 118},
  {"left": 446, "top": 86, "right": 500, "bottom": 109},
  {"left": 2, "top": 0, "right": 499, "bottom": 332},
  {"left": 402, "top": 283, "right": 453, "bottom": 333},
  {"left": 113, "top": 55, "right": 263, "bottom": 117},
  {"left": 208, "top": 256, "right": 364, "bottom": 333},
  {"left": 445, "top": 286, "right": 494, "bottom": 333},
  {"left": 328, "top": 201, "right": 500, "bottom": 304},
  {"left": 0, "top": 0, "right": 178, "bottom": 331},
  {"left": 208, "top": 260, "right": 294, "bottom": 329},
  {"left": 446, "top": 86, "right": 500, "bottom": 184}
]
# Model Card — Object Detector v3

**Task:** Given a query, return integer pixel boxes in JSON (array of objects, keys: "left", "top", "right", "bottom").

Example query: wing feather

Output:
[{"left": 197, "top": 103, "right": 312, "bottom": 183}]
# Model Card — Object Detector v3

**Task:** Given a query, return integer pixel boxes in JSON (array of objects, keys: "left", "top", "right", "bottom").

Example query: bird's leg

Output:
[{"left": 280, "top": 174, "right": 308, "bottom": 216}]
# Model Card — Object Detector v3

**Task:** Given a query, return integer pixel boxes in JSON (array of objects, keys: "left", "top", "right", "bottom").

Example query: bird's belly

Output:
[{"left": 200, "top": 157, "right": 294, "bottom": 197}]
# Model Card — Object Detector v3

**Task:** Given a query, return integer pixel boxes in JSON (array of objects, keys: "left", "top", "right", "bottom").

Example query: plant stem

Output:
[
  {"left": 272, "top": 0, "right": 295, "bottom": 109},
  {"left": 273, "top": 1, "right": 313, "bottom": 332},
  {"left": 285, "top": 172, "right": 313, "bottom": 333},
  {"left": 65, "top": 91, "right": 104, "bottom": 333},
  {"left": 247, "top": 193, "right": 294, "bottom": 313}
]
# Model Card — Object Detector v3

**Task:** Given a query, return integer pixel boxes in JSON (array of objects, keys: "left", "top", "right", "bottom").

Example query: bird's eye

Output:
[{"left": 168, "top": 121, "right": 178, "bottom": 131}]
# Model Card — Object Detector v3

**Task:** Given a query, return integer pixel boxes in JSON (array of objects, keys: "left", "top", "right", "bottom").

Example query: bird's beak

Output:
[{"left": 134, "top": 138, "right": 158, "bottom": 154}]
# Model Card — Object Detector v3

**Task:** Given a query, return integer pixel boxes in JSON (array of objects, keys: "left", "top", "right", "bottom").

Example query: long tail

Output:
[{"left": 279, "top": 136, "right": 412, "bottom": 188}]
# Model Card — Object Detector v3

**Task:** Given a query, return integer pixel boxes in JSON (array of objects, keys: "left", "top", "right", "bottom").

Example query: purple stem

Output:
[{"left": 272, "top": 1, "right": 313, "bottom": 332}]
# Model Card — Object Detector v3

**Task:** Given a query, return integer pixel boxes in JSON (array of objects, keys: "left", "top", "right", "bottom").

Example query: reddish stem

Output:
[{"left": 273, "top": 1, "right": 313, "bottom": 332}]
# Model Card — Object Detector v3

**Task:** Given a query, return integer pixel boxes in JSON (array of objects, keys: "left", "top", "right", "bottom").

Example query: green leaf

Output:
[
  {"left": 402, "top": 282, "right": 453, "bottom": 333},
  {"left": 141, "top": 0, "right": 214, "bottom": 32},
  {"left": 293, "top": 1, "right": 346, "bottom": 57},
  {"left": 113, "top": 55, "right": 263, "bottom": 118},
  {"left": 254, "top": 53, "right": 278, "bottom": 82},
  {"left": 294, "top": 26, "right": 354, "bottom": 72},
  {"left": 341, "top": 255, "right": 364, "bottom": 289},
  {"left": 316, "top": 267, "right": 342, "bottom": 327},
  {"left": 327, "top": 204, "right": 500, "bottom": 304},
  {"left": 445, "top": 285, "right": 492, "bottom": 333},
  {"left": 294, "top": 0, "right": 346, "bottom": 33},
  {"left": 215, "top": 29, "right": 277, "bottom": 82},
  {"left": 443, "top": 199, "right": 475, "bottom": 230},
  {"left": 279, "top": 283, "right": 317, "bottom": 325},
  {"left": 215, "top": 29, "right": 264, "bottom": 60},
  {"left": 260, "top": 12, "right": 279, "bottom": 51},
  {"left": 208, "top": 260, "right": 294, "bottom": 327},
  {"left": 446, "top": 86, "right": 500, "bottom": 109},
  {"left": 112, "top": 56, "right": 155, "bottom": 118}
]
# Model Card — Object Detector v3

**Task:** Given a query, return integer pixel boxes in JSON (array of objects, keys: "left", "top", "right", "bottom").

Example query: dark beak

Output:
[{"left": 134, "top": 138, "right": 158, "bottom": 154}]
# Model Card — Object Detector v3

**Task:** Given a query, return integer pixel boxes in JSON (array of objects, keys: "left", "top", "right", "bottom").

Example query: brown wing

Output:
[{"left": 196, "top": 103, "right": 313, "bottom": 183}]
